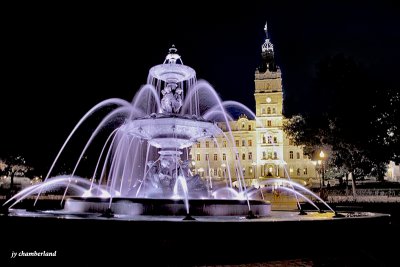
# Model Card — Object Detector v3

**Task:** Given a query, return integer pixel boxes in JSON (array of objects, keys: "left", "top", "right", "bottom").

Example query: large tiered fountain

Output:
[
  {"left": 1, "top": 46, "right": 392, "bottom": 266},
  {"left": 2, "top": 46, "right": 389, "bottom": 225}
]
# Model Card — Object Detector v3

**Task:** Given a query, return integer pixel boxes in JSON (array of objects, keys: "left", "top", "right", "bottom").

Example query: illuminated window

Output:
[
  {"left": 205, "top": 141, "right": 209, "bottom": 148},
  {"left": 196, "top": 153, "right": 200, "bottom": 161},
  {"left": 289, "top": 151, "right": 294, "bottom": 159},
  {"left": 223, "top": 153, "right": 226, "bottom": 160},
  {"left": 214, "top": 154, "right": 218, "bottom": 161},
  {"left": 248, "top": 152, "right": 253, "bottom": 160},
  {"left": 303, "top": 168, "right": 308, "bottom": 175},
  {"left": 235, "top": 140, "right": 239, "bottom": 147},
  {"left": 289, "top": 167, "right": 293, "bottom": 173},
  {"left": 248, "top": 140, "right": 252, "bottom": 146}
]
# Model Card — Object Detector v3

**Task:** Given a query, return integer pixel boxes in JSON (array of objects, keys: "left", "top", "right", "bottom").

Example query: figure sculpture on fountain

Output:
[{"left": 161, "top": 83, "right": 183, "bottom": 114}]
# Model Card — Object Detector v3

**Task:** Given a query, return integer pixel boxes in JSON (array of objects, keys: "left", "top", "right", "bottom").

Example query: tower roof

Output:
[
  {"left": 261, "top": 22, "right": 274, "bottom": 53},
  {"left": 258, "top": 21, "right": 278, "bottom": 73}
]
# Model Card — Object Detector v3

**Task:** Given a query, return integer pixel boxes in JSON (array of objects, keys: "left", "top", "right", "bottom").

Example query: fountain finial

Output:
[{"left": 165, "top": 45, "right": 182, "bottom": 64}]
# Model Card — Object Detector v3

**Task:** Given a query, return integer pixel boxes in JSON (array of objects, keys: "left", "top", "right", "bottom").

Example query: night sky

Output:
[{"left": 2, "top": 1, "right": 399, "bottom": 175}]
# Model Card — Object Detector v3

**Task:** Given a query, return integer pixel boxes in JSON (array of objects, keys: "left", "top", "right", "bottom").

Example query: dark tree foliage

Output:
[{"left": 284, "top": 54, "right": 399, "bottom": 181}]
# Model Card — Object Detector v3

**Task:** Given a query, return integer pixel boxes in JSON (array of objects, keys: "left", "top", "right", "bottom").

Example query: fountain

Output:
[
  {"left": 2, "top": 46, "right": 390, "bottom": 222},
  {"left": 0, "top": 45, "right": 392, "bottom": 266}
]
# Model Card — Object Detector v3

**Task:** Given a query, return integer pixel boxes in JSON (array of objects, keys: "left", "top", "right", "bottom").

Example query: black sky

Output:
[{"left": 2, "top": 1, "right": 399, "bottom": 174}]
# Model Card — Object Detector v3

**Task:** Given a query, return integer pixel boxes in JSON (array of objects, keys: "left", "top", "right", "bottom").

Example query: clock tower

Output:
[{"left": 254, "top": 22, "right": 285, "bottom": 177}]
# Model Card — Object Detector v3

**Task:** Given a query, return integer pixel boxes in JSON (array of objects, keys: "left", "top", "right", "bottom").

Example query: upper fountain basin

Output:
[
  {"left": 149, "top": 63, "right": 196, "bottom": 83},
  {"left": 121, "top": 114, "right": 221, "bottom": 149}
]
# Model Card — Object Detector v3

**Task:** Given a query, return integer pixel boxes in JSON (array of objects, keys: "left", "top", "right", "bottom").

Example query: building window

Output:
[
  {"left": 248, "top": 152, "right": 253, "bottom": 160},
  {"left": 248, "top": 140, "right": 252, "bottom": 146},
  {"left": 289, "top": 139, "right": 294, "bottom": 145},
  {"left": 213, "top": 154, "right": 218, "bottom": 161},
  {"left": 242, "top": 122, "right": 245, "bottom": 129},
  {"left": 214, "top": 142, "right": 218, "bottom": 148},
  {"left": 273, "top": 137, "right": 277, "bottom": 143},
  {"left": 262, "top": 151, "right": 266, "bottom": 160},
  {"left": 296, "top": 152, "right": 300, "bottom": 159},
  {"left": 272, "top": 107, "right": 276, "bottom": 114},
  {"left": 197, "top": 142, "right": 201, "bottom": 148},
  {"left": 274, "top": 151, "right": 277, "bottom": 159},
  {"left": 267, "top": 120, "right": 272, "bottom": 127},
  {"left": 235, "top": 140, "right": 240, "bottom": 147},
  {"left": 235, "top": 153, "right": 239, "bottom": 160},
  {"left": 242, "top": 153, "right": 246, "bottom": 160},
  {"left": 214, "top": 169, "right": 218, "bottom": 176},
  {"left": 303, "top": 168, "right": 308, "bottom": 175},
  {"left": 262, "top": 135, "right": 266, "bottom": 143},
  {"left": 267, "top": 136, "right": 272, "bottom": 144},
  {"left": 196, "top": 153, "right": 200, "bottom": 161},
  {"left": 268, "top": 151, "right": 272, "bottom": 159},
  {"left": 297, "top": 168, "right": 301, "bottom": 176},
  {"left": 289, "top": 151, "right": 293, "bottom": 159},
  {"left": 262, "top": 108, "right": 265, "bottom": 114},
  {"left": 223, "top": 141, "right": 227, "bottom": 147},
  {"left": 205, "top": 154, "right": 209, "bottom": 161},
  {"left": 205, "top": 141, "right": 209, "bottom": 148},
  {"left": 223, "top": 153, "right": 226, "bottom": 160},
  {"left": 289, "top": 167, "right": 293, "bottom": 173},
  {"left": 242, "top": 139, "right": 246, "bottom": 147},
  {"left": 267, "top": 107, "right": 271, "bottom": 114},
  {"left": 248, "top": 125, "right": 252, "bottom": 131}
]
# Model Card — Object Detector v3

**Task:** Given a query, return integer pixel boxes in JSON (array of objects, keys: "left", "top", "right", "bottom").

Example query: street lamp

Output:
[{"left": 319, "top": 150, "right": 325, "bottom": 187}]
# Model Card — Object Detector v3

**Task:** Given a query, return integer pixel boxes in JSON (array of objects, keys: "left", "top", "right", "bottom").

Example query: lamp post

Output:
[
  {"left": 319, "top": 150, "right": 325, "bottom": 187},
  {"left": 191, "top": 160, "right": 196, "bottom": 175}
]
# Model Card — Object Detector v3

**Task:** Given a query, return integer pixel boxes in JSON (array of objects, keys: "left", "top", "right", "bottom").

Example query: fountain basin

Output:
[
  {"left": 64, "top": 197, "right": 271, "bottom": 216},
  {"left": 122, "top": 115, "right": 221, "bottom": 149}
]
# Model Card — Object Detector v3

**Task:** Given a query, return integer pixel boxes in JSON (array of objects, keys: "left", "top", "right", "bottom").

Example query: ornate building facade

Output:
[{"left": 191, "top": 23, "right": 316, "bottom": 186}]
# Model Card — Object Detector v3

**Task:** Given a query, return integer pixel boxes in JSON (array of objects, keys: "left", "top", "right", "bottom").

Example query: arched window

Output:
[{"left": 289, "top": 151, "right": 294, "bottom": 159}]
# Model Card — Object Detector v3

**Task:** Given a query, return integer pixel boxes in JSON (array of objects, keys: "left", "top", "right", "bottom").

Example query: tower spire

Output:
[{"left": 262, "top": 21, "right": 274, "bottom": 53}]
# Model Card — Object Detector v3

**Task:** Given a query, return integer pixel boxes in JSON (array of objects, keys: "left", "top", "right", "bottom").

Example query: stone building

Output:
[{"left": 191, "top": 23, "right": 317, "bottom": 187}]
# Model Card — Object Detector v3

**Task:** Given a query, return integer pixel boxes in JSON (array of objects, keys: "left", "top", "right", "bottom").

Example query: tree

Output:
[
  {"left": 284, "top": 54, "right": 398, "bottom": 182},
  {"left": 0, "top": 155, "right": 33, "bottom": 198}
]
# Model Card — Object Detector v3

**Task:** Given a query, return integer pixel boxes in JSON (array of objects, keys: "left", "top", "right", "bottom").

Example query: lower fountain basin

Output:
[{"left": 64, "top": 197, "right": 271, "bottom": 216}]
